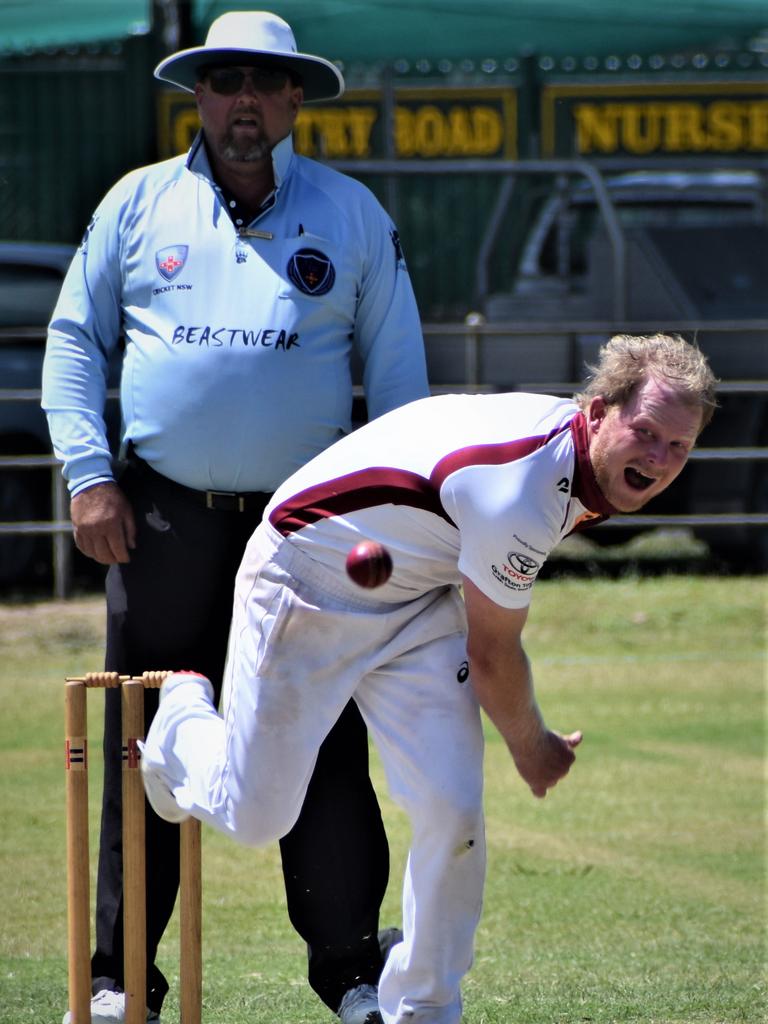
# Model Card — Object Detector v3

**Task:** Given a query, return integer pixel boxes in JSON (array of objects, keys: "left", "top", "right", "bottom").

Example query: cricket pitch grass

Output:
[{"left": 0, "top": 574, "right": 765, "bottom": 1023}]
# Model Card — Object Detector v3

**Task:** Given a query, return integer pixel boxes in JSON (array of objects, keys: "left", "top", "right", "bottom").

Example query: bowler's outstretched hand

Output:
[{"left": 513, "top": 729, "right": 583, "bottom": 798}]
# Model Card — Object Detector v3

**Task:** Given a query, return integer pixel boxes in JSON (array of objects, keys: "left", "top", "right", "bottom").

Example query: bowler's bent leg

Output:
[
  {"left": 141, "top": 670, "right": 320, "bottom": 843},
  {"left": 142, "top": 560, "right": 370, "bottom": 846}
]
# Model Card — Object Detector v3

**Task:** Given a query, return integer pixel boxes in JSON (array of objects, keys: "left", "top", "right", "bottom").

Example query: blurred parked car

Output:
[
  {"left": 475, "top": 169, "right": 768, "bottom": 566},
  {"left": 0, "top": 241, "right": 126, "bottom": 587},
  {"left": 0, "top": 242, "right": 77, "bottom": 585},
  {"left": 481, "top": 170, "right": 767, "bottom": 375}
]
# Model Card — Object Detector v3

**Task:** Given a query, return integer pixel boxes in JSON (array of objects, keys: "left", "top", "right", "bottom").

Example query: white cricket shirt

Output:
[{"left": 267, "top": 392, "right": 615, "bottom": 609}]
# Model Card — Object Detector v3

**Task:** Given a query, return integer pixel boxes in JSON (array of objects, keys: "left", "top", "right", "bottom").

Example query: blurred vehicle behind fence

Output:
[
  {"left": 466, "top": 168, "right": 768, "bottom": 567},
  {"left": 0, "top": 242, "right": 75, "bottom": 585},
  {"left": 0, "top": 242, "right": 122, "bottom": 588}
]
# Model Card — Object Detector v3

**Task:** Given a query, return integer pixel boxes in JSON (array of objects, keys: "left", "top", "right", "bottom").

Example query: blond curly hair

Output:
[{"left": 574, "top": 333, "right": 718, "bottom": 431}]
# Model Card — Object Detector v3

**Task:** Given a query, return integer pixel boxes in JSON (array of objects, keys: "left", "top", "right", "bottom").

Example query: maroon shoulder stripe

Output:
[
  {"left": 269, "top": 468, "right": 449, "bottom": 536},
  {"left": 430, "top": 423, "right": 570, "bottom": 488},
  {"left": 270, "top": 421, "right": 591, "bottom": 538}
]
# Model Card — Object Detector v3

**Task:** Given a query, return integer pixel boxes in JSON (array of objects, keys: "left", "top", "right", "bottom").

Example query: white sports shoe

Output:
[
  {"left": 337, "top": 983, "right": 382, "bottom": 1024},
  {"left": 62, "top": 989, "right": 160, "bottom": 1024}
]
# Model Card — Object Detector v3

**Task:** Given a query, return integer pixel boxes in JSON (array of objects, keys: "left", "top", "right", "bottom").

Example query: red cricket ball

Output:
[{"left": 345, "top": 540, "right": 394, "bottom": 589}]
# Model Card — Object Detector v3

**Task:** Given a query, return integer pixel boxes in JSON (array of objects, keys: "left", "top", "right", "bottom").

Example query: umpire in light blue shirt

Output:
[{"left": 43, "top": 11, "right": 429, "bottom": 1024}]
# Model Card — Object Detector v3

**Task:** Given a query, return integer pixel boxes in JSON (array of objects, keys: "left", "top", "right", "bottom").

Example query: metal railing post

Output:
[
  {"left": 52, "top": 466, "right": 72, "bottom": 600},
  {"left": 464, "top": 311, "right": 485, "bottom": 387}
]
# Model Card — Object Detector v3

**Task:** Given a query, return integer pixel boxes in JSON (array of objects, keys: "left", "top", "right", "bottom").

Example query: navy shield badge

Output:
[{"left": 287, "top": 248, "right": 336, "bottom": 296}]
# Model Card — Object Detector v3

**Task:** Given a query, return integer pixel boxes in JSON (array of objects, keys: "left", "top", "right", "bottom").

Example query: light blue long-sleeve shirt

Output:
[{"left": 42, "top": 132, "right": 429, "bottom": 495}]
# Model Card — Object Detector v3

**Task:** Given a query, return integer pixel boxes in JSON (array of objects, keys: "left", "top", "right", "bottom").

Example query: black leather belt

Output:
[{"left": 127, "top": 450, "right": 271, "bottom": 513}]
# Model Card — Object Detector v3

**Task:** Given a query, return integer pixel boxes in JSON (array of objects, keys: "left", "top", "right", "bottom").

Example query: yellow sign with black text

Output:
[
  {"left": 157, "top": 86, "right": 518, "bottom": 160},
  {"left": 541, "top": 81, "right": 768, "bottom": 158}
]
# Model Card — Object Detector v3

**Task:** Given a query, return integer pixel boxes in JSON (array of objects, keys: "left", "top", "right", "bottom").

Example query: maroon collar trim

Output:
[{"left": 569, "top": 411, "right": 617, "bottom": 518}]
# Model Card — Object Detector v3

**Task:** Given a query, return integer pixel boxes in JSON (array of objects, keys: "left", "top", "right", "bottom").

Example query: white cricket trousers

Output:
[{"left": 149, "top": 523, "right": 486, "bottom": 1024}]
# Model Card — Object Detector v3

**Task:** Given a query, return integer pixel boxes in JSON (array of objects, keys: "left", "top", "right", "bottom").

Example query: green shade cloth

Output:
[
  {"left": 1, "top": 0, "right": 765, "bottom": 60},
  {"left": 0, "top": 0, "right": 150, "bottom": 52},
  {"left": 195, "top": 0, "right": 767, "bottom": 61}
]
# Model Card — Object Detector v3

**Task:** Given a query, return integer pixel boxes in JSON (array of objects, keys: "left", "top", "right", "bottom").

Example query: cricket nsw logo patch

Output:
[
  {"left": 490, "top": 550, "right": 541, "bottom": 592},
  {"left": 156, "top": 245, "right": 189, "bottom": 282},
  {"left": 287, "top": 248, "right": 336, "bottom": 296}
]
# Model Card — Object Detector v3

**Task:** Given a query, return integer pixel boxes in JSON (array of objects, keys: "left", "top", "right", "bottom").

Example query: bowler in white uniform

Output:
[{"left": 142, "top": 334, "right": 717, "bottom": 1024}]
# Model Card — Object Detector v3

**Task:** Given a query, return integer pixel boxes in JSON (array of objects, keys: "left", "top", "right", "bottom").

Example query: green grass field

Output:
[{"left": 0, "top": 576, "right": 765, "bottom": 1023}]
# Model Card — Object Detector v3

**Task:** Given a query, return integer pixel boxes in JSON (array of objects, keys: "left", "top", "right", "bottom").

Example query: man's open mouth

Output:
[{"left": 624, "top": 467, "right": 655, "bottom": 490}]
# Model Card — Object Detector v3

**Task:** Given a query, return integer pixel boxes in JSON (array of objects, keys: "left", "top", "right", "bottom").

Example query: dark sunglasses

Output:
[{"left": 205, "top": 66, "right": 292, "bottom": 95}]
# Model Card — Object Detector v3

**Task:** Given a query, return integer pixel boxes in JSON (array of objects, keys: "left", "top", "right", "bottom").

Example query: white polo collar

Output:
[{"left": 186, "top": 130, "right": 294, "bottom": 193}]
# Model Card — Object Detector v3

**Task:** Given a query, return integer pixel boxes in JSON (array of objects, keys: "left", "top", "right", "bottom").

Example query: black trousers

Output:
[{"left": 91, "top": 460, "right": 389, "bottom": 1012}]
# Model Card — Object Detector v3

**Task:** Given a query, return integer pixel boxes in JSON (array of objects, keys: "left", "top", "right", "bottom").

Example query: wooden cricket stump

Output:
[{"left": 65, "top": 672, "right": 202, "bottom": 1024}]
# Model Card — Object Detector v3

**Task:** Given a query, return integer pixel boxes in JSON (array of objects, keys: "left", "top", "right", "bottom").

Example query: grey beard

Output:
[{"left": 218, "top": 129, "right": 272, "bottom": 162}]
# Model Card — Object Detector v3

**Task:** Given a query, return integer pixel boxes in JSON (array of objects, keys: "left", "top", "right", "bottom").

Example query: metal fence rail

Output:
[
  {"left": 424, "top": 316, "right": 768, "bottom": 389},
  {"left": 2, "top": 316, "right": 766, "bottom": 597},
  {"left": 0, "top": 450, "right": 73, "bottom": 597}
]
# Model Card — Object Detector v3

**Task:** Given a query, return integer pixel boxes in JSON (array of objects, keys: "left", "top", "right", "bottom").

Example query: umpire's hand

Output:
[{"left": 70, "top": 481, "right": 136, "bottom": 564}]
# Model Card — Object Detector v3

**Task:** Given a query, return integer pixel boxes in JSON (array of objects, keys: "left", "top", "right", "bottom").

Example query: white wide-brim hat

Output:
[{"left": 154, "top": 10, "right": 344, "bottom": 102}]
